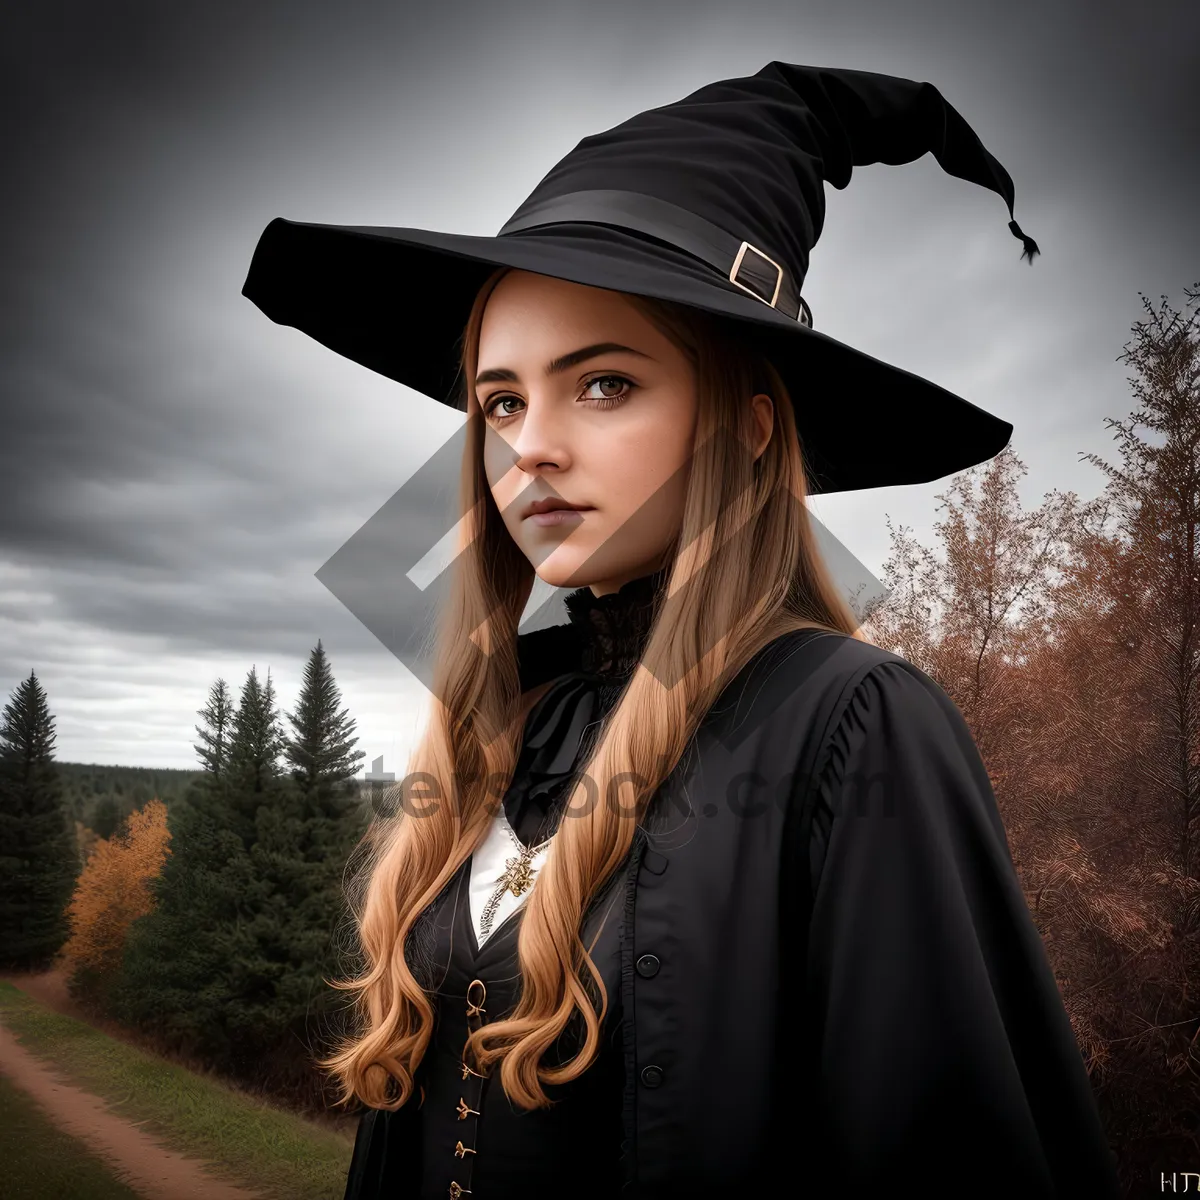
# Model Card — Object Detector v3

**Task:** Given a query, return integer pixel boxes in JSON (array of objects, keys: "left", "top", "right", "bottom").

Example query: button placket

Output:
[
  {"left": 449, "top": 978, "right": 488, "bottom": 1199},
  {"left": 633, "top": 850, "right": 669, "bottom": 1103}
]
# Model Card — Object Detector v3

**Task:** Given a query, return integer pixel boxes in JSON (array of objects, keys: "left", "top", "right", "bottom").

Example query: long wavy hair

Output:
[{"left": 320, "top": 266, "right": 862, "bottom": 1112}]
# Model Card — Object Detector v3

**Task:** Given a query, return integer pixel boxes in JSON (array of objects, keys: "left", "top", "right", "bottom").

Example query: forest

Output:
[{"left": 55, "top": 762, "right": 202, "bottom": 849}]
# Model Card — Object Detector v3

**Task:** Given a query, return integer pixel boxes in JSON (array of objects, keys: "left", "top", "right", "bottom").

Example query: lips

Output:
[{"left": 521, "top": 496, "right": 593, "bottom": 520}]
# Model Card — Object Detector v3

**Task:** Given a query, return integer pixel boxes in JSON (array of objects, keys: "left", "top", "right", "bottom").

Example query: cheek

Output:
[
  {"left": 596, "top": 419, "right": 694, "bottom": 509},
  {"left": 483, "top": 432, "right": 520, "bottom": 507}
]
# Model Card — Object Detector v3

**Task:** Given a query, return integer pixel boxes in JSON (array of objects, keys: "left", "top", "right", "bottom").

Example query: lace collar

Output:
[{"left": 561, "top": 566, "right": 669, "bottom": 679}]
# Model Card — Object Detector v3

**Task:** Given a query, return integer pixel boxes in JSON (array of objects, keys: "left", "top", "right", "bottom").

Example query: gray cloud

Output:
[{"left": 1, "top": 0, "right": 1195, "bottom": 767}]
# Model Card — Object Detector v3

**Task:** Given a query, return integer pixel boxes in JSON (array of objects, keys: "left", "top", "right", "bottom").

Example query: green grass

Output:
[
  {"left": 0, "top": 1069, "right": 143, "bottom": 1199},
  {"left": 0, "top": 982, "right": 355, "bottom": 1200}
]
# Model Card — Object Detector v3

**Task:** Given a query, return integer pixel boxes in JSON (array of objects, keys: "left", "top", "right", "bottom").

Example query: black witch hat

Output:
[{"left": 242, "top": 62, "right": 1038, "bottom": 495}]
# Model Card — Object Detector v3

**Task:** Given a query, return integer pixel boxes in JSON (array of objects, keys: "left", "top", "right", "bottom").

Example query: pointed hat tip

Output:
[{"left": 1008, "top": 219, "right": 1040, "bottom": 264}]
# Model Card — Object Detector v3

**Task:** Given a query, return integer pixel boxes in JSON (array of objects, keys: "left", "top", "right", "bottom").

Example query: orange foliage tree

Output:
[{"left": 62, "top": 797, "right": 171, "bottom": 999}]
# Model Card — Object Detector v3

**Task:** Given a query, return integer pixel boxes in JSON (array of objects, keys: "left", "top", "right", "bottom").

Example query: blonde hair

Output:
[{"left": 319, "top": 266, "right": 861, "bottom": 1112}]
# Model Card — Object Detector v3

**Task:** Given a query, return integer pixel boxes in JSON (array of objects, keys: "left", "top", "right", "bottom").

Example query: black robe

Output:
[{"left": 343, "top": 571, "right": 1121, "bottom": 1199}]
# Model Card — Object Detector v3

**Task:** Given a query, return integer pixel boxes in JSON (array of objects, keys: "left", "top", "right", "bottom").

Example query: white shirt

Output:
[{"left": 468, "top": 808, "right": 552, "bottom": 947}]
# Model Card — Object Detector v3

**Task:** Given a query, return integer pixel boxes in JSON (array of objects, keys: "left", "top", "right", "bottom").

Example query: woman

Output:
[{"left": 243, "top": 62, "right": 1121, "bottom": 1199}]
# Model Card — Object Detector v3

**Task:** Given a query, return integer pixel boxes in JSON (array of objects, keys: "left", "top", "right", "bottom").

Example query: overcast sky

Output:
[{"left": 1, "top": 0, "right": 1196, "bottom": 772}]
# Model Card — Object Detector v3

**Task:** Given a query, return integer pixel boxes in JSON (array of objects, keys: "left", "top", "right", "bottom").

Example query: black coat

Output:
[{"left": 345, "top": 626, "right": 1120, "bottom": 1199}]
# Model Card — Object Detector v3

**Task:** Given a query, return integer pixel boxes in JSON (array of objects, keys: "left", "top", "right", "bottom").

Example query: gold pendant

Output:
[{"left": 502, "top": 852, "right": 536, "bottom": 897}]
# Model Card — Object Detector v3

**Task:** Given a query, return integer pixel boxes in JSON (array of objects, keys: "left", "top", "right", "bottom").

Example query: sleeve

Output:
[
  {"left": 342, "top": 1100, "right": 422, "bottom": 1200},
  {"left": 799, "top": 660, "right": 1120, "bottom": 1200},
  {"left": 343, "top": 1109, "right": 386, "bottom": 1200}
]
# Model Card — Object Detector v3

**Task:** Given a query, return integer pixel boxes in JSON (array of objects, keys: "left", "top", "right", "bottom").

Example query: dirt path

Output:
[
  {"left": 5, "top": 964, "right": 74, "bottom": 1013},
  {"left": 0, "top": 1014, "right": 267, "bottom": 1200},
  {"left": 2, "top": 966, "right": 148, "bottom": 1051}
]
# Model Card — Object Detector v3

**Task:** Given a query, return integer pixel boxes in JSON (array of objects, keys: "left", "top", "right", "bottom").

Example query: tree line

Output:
[{"left": 58, "top": 763, "right": 203, "bottom": 843}]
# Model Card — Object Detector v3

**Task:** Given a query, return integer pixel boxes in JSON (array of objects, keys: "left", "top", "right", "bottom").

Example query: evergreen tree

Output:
[
  {"left": 0, "top": 672, "right": 78, "bottom": 968},
  {"left": 90, "top": 795, "right": 122, "bottom": 840},
  {"left": 251, "top": 642, "right": 367, "bottom": 1092},
  {"left": 193, "top": 678, "right": 233, "bottom": 781},
  {"left": 112, "top": 666, "right": 285, "bottom": 1064},
  {"left": 113, "top": 659, "right": 369, "bottom": 1097},
  {"left": 283, "top": 641, "right": 365, "bottom": 816},
  {"left": 222, "top": 666, "right": 289, "bottom": 847}
]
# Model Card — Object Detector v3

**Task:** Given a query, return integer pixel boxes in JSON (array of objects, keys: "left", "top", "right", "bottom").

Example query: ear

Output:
[{"left": 750, "top": 393, "right": 775, "bottom": 461}]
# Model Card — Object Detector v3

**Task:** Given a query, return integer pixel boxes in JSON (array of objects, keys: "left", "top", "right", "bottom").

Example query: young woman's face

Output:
[{"left": 477, "top": 270, "right": 703, "bottom": 596}]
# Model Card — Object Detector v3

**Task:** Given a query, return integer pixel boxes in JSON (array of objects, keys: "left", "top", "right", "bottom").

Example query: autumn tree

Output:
[
  {"left": 861, "top": 445, "right": 1096, "bottom": 808},
  {"left": 0, "top": 672, "right": 78, "bottom": 968},
  {"left": 62, "top": 799, "right": 170, "bottom": 1003},
  {"left": 1044, "top": 284, "right": 1200, "bottom": 1185},
  {"left": 1080, "top": 283, "right": 1200, "bottom": 882}
]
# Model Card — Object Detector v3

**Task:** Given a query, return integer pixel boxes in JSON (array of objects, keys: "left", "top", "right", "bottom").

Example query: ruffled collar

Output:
[
  {"left": 562, "top": 566, "right": 668, "bottom": 679},
  {"left": 505, "top": 565, "right": 669, "bottom": 843}
]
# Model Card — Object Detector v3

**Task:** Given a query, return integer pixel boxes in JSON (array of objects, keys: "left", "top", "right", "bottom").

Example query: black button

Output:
[
  {"left": 642, "top": 849, "right": 669, "bottom": 875},
  {"left": 640, "top": 1064, "right": 665, "bottom": 1088},
  {"left": 635, "top": 954, "right": 660, "bottom": 978}
]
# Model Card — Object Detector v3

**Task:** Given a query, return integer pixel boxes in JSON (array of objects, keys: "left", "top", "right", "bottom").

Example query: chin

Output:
[
  {"left": 532, "top": 558, "right": 588, "bottom": 591},
  {"left": 530, "top": 543, "right": 609, "bottom": 591}
]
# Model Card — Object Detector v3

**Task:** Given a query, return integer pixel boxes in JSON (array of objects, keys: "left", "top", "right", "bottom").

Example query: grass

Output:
[
  {"left": 0, "top": 1069, "right": 143, "bottom": 1200},
  {"left": 0, "top": 982, "right": 356, "bottom": 1200}
]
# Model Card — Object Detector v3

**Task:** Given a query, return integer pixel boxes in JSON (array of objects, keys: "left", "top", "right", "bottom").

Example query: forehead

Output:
[{"left": 479, "top": 270, "right": 653, "bottom": 343}]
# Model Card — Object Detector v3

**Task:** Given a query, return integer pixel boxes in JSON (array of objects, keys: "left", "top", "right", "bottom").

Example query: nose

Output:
[{"left": 504, "top": 396, "right": 574, "bottom": 475}]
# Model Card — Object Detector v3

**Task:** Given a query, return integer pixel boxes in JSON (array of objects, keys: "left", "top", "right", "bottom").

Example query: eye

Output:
[
  {"left": 580, "top": 374, "right": 634, "bottom": 406},
  {"left": 483, "top": 394, "right": 523, "bottom": 421},
  {"left": 481, "top": 373, "right": 636, "bottom": 424}
]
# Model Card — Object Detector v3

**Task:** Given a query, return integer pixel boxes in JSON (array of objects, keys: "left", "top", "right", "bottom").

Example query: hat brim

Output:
[{"left": 241, "top": 216, "right": 1011, "bottom": 496}]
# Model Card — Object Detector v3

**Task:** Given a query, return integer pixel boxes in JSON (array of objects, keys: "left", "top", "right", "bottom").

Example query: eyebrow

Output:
[{"left": 475, "top": 342, "right": 654, "bottom": 386}]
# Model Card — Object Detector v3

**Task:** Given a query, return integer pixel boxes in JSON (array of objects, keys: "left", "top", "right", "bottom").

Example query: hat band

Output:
[{"left": 497, "top": 188, "right": 812, "bottom": 328}]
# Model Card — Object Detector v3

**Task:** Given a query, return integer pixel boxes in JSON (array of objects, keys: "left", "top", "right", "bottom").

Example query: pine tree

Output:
[
  {"left": 113, "top": 659, "right": 368, "bottom": 1096},
  {"left": 90, "top": 795, "right": 122, "bottom": 840},
  {"left": 0, "top": 672, "right": 78, "bottom": 968},
  {"left": 283, "top": 641, "right": 365, "bottom": 816},
  {"left": 112, "top": 666, "right": 284, "bottom": 1064},
  {"left": 250, "top": 642, "right": 367, "bottom": 1093},
  {"left": 222, "top": 666, "right": 289, "bottom": 847},
  {"left": 193, "top": 678, "right": 233, "bottom": 780}
]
